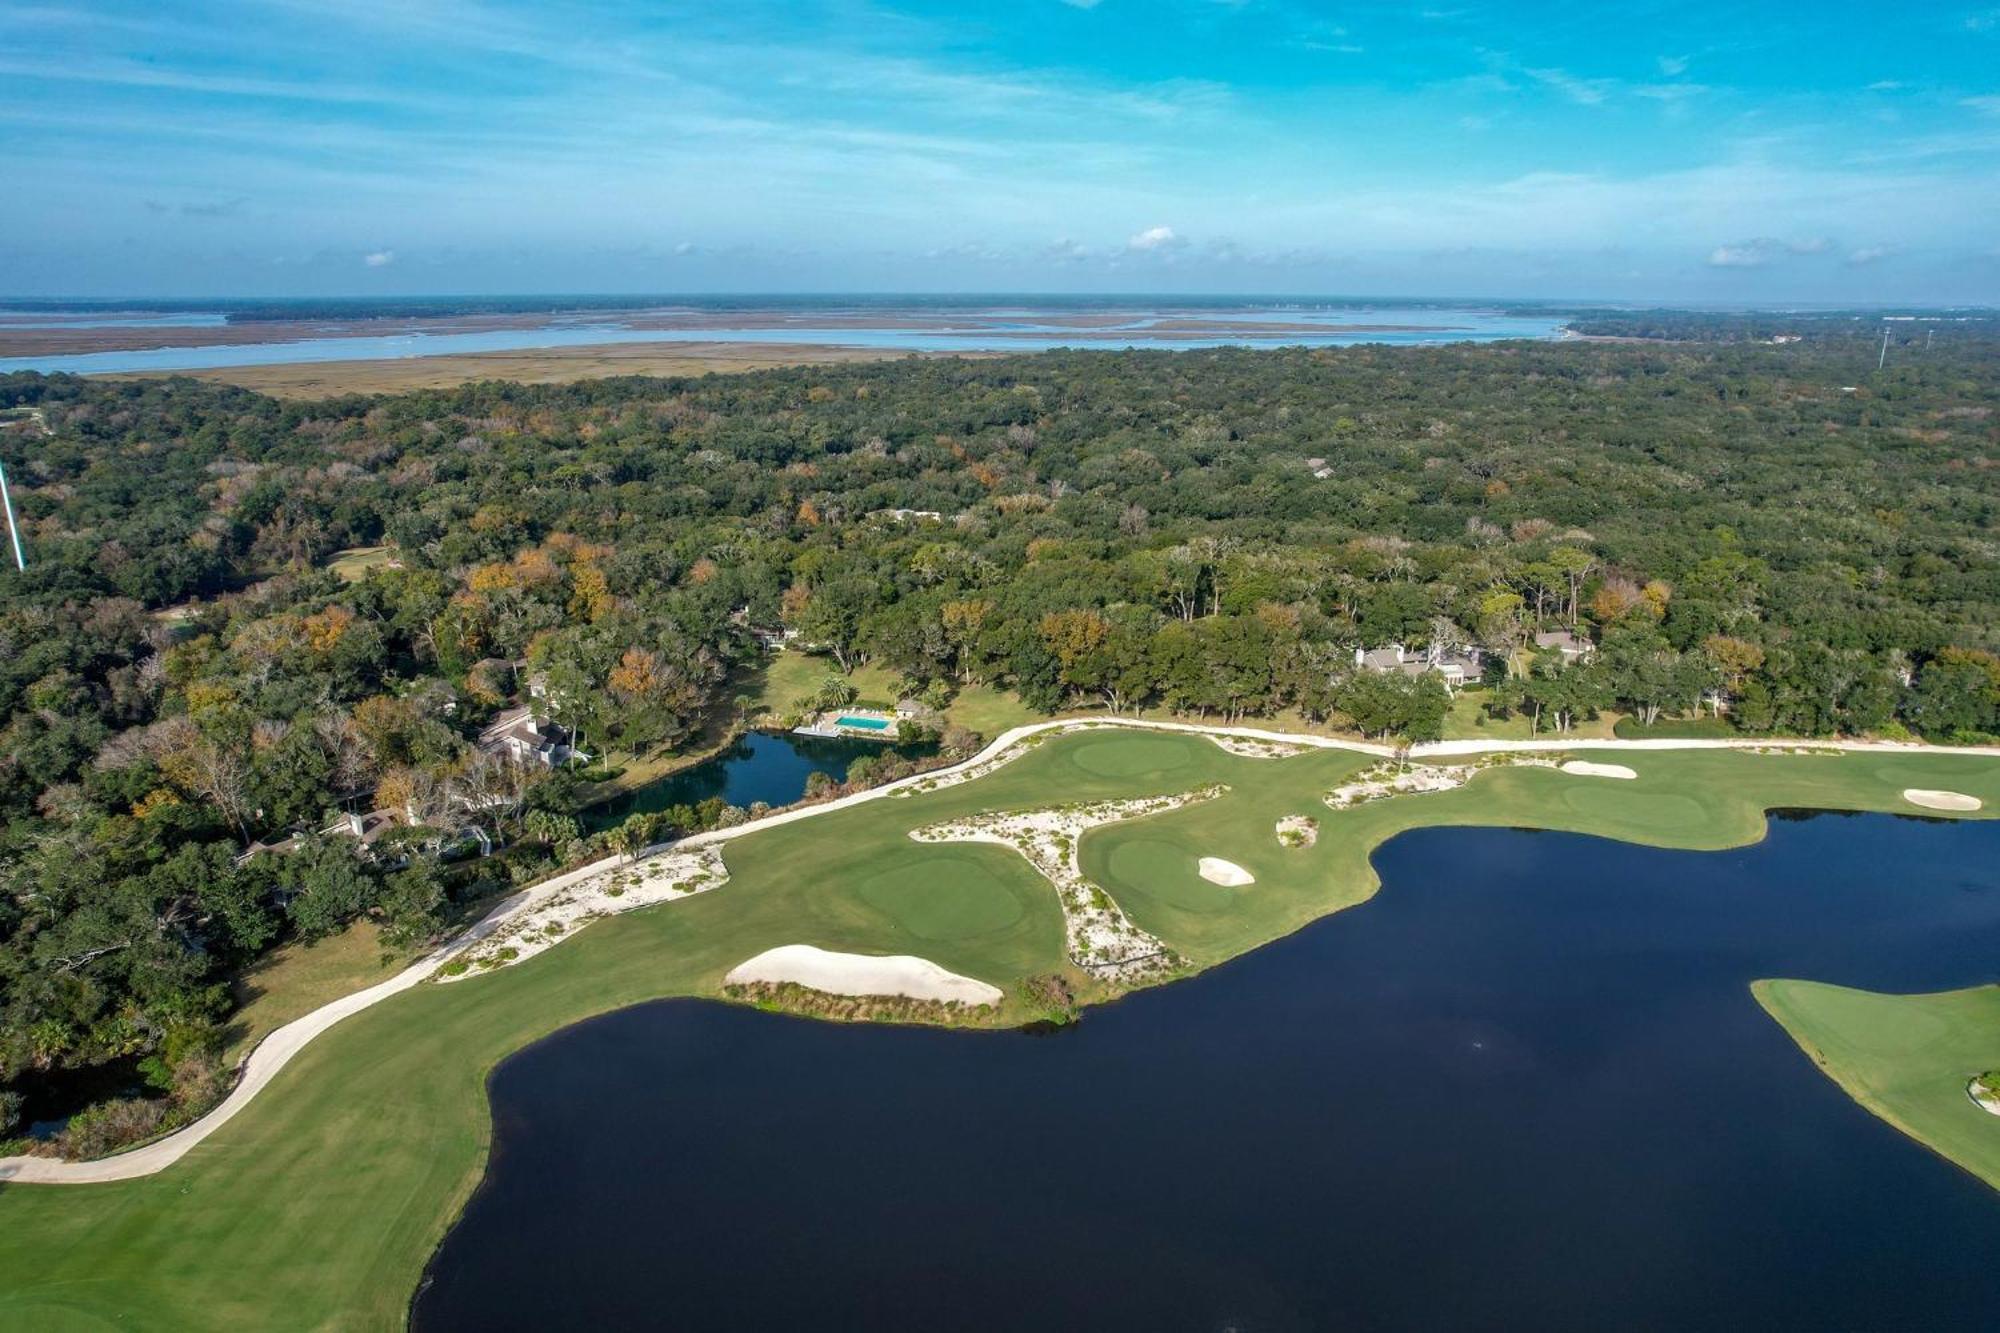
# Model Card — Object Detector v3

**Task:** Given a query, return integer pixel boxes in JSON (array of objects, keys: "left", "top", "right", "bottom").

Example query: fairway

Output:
[{"left": 2, "top": 726, "right": 1999, "bottom": 1330}]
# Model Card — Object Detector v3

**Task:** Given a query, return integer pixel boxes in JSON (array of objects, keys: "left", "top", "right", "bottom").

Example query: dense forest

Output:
[{"left": 1, "top": 335, "right": 1997, "bottom": 1151}]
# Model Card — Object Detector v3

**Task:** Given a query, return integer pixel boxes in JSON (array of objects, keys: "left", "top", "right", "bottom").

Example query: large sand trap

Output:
[
  {"left": 1904, "top": 788, "right": 1983, "bottom": 812},
  {"left": 1561, "top": 760, "right": 1638, "bottom": 780},
  {"left": 724, "top": 945, "right": 1003, "bottom": 1005},
  {"left": 1198, "top": 857, "right": 1256, "bottom": 887}
]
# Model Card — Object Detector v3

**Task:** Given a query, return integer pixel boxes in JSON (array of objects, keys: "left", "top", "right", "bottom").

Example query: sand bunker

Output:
[
  {"left": 1561, "top": 760, "right": 1638, "bottom": 780},
  {"left": 1970, "top": 1079, "right": 2000, "bottom": 1117},
  {"left": 724, "top": 945, "right": 1003, "bottom": 1005},
  {"left": 1198, "top": 857, "right": 1255, "bottom": 887},
  {"left": 1904, "top": 789, "right": 1983, "bottom": 812}
]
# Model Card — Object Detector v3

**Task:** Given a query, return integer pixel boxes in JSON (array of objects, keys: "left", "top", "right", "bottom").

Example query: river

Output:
[{"left": 0, "top": 305, "right": 1565, "bottom": 376}]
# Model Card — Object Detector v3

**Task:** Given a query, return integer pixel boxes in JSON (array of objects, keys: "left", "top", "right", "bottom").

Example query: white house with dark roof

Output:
[
  {"left": 1354, "top": 642, "right": 1484, "bottom": 691},
  {"left": 479, "top": 706, "right": 585, "bottom": 768}
]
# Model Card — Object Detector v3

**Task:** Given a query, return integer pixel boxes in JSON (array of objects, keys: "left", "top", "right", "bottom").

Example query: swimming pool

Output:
[{"left": 835, "top": 715, "right": 892, "bottom": 731}]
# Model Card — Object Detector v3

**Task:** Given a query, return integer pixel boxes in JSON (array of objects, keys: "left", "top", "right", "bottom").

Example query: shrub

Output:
[{"left": 57, "top": 1096, "right": 168, "bottom": 1160}]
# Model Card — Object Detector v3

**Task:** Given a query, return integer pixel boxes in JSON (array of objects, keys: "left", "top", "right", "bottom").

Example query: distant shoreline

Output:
[{"left": 0, "top": 300, "right": 1563, "bottom": 379}]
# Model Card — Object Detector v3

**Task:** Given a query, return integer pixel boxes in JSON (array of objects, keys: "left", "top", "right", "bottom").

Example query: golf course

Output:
[{"left": 2, "top": 723, "right": 1998, "bottom": 1330}]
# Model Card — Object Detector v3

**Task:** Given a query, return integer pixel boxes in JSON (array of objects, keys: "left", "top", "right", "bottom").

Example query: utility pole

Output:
[{"left": 0, "top": 456, "right": 24, "bottom": 572}]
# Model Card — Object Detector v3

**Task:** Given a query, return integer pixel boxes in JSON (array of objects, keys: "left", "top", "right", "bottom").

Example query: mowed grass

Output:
[
  {"left": 2, "top": 729, "right": 1997, "bottom": 1330},
  {"left": 1755, "top": 980, "right": 2000, "bottom": 1190},
  {"left": 222, "top": 920, "right": 409, "bottom": 1065},
  {"left": 744, "top": 651, "right": 1041, "bottom": 736},
  {"left": 321, "top": 546, "right": 393, "bottom": 582}
]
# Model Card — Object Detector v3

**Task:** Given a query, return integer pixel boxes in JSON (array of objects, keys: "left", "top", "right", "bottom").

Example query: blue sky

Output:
[{"left": 4, "top": 0, "right": 1998, "bottom": 301}]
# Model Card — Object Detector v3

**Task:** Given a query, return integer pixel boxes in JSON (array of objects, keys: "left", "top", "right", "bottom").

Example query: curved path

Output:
[{"left": 4, "top": 716, "right": 1995, "bottom": 1184}]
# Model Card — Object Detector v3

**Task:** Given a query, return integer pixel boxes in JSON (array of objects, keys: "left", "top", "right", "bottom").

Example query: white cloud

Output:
[
  {"left": 362, "top": 249, "right": 395, "bottom": 267},
  {"left": 1058, "top": 0, "right": 1102, "bottom": 8},
  {"left": 1706, "top": 236, "right": 1832, "bottom": 268},
  {"left": 1127, "top": 224, "right": 1183, "bottom": 251},
  {"left": 1656, "top": 55, "right": 1690, "bottom": 76},
  {"left": 1846, "top": 244, "right": 1897, "bottom": 265},
  {"left": 1634, "top": 83, "right": 1708, "bottom": 103},
  {"left": 1522, "top": 66, "right": 1612, "bottom": 106},
  {"left": 1867, "top": 80, "right": 1903, "bottom": 91},
  {"left": 1963, "top": 95, "right": 2000, "bottom": 115}
]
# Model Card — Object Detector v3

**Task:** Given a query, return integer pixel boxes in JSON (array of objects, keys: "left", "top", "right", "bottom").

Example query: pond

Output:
[
  {"left": 580, "top": 729, "right": 936, "bottom": 831},
  {"left": 414, "top": 812, "right": 2000, "bottom": 1331}
]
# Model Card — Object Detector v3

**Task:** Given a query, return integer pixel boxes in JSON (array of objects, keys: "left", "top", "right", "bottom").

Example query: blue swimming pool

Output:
[{"left": 835, "top": 715, "right": 891, "bottom": 731}]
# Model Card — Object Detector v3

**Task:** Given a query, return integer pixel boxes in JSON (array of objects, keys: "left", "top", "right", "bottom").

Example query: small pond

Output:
[{"left": 581, "top": 729, "right": 936, "bottom": 831}]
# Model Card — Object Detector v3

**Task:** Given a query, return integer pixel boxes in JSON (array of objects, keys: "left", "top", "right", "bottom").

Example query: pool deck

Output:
[{"left": 795, "top": 709, "right": 902, "bottom": 740}]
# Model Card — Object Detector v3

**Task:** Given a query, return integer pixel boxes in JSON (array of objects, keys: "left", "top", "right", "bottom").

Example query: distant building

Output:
[
  {"left": 1354, "top": 642, "right": 1484, "bottom": 691},
  {"left": 1533, "top": 630, "right": 1594, "bottom": 663},
  {"left": 1304, "top": 457, "right": 1336, "bottom": 480},
  {"left": 870, "top": 508, "right": 944, "bottom": 523}
]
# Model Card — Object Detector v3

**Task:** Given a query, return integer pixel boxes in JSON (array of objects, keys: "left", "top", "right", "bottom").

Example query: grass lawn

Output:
[
  {"left": 743, "top": 651, "right": 1041, "bottom": 738},
  {"left": 222, "top": 921, "right": 410, "bottom": 1066},
  {"left": 1754, "top": 980, "right": 2000, "bottom": 1191},
  {"left": 2, "top": 731, "right": 1996, "bottom": 1329},
  {"left": 1441, "top": 688, "right": 1621, "bottom": 741},
  {"left": 322, "top": 546, "right": 395, "bottom": 582}
]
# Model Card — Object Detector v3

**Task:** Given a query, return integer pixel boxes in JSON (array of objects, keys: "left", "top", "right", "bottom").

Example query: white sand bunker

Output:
[
  {"left": 1198, "top": 857, "right": 1255, "bottom": 887},
  {"left": 725, "top": 945, "right": 1003, "bottom": 1005},
  {"left": 1561, "top": 760, "right": 1637, "bottom": 780},
  {"left": 1905, "top": 789, "right": 1983, "bottom": 812},
  {"left": 1970, "top": 1079, "right": 2000, "bottom": 1116}
]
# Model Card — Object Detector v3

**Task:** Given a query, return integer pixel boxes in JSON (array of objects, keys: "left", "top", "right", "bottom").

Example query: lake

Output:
[
  {"left": 413, "top": 812, "right": 2000, "bottom": 1331},
  {"left": 0, "top": 304, "right": 1565, "bottom": 375},
  {"left": 581, "top": 729, "right": 935, "bottom": 831}
]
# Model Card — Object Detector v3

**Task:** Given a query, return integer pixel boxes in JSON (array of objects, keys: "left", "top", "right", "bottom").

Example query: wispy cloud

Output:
[
  {"left": 1706, "top": 236, "right": 1833, "bottom": 268},
  {"left": 1521, "top": 66, "right": 1613, "bottom": 105},
  {"left": 362, "top": 249, "right": 395, "bottom": 267},
  {"left": 1127, "top": 224, "right": 1184, "bottom": 252}
]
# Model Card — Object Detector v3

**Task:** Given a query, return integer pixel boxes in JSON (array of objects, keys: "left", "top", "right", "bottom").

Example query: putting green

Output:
[
  {"left": 0, "top": 728, "right": 1996, "bottom": 1330},
  {"left": 1068, "top": 732, "right": 1203, "bottom": 778},
  {"left": 1756, "top": 980, "right": 2000, "bottom": 1191},
  {"left": 856, "top": 852, "right": 1031, "bottom": 939}
]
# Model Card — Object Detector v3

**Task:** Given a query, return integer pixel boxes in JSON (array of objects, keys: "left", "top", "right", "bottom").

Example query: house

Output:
[
  {"left": 1304, "top": 457, "right": 1336, "bottom": 480},
  {"left": 870, "top": 508, "right": 944, "bottom": 523},
  {"left": 479, "top": 706, "right": 585, "bottom": 768},
  {"left": 1534, "top": 629, "right": 1594, "bottom": 663},
  {"left": 1354, "top": 642, "right": 1485, "bottom": 690}
]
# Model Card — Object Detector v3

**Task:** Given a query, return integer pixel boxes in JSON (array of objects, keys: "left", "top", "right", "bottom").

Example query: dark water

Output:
[
  {"left": 415, "top": 813, "right": 2000, "bottom": 1331},
  {"left": 582, "top": 730, "right": 934, "bottom": 831},
  {"left": 7, "top": 1055, "right": 156, "bottom": 1139}
]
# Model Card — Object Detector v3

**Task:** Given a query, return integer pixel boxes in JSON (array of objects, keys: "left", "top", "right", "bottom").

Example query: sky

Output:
[{"left": 3, "top": 1, "right": 1999, "bottom": 302}]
